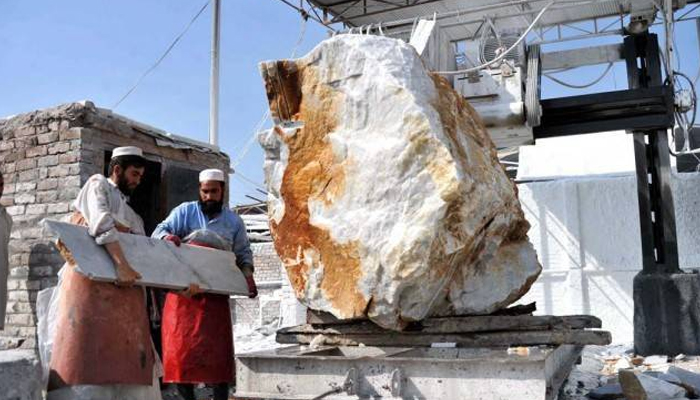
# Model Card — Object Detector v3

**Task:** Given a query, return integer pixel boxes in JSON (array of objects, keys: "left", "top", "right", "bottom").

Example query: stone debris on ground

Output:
[
  {"left": 232, "top": 331, "right": 700, "bottom": 400},
  {"left": 586, "top": 382, "right": 624, "bottom": 400},
  {"left": 0, "top": 349, "right": 42, "bottom": 400},
  {"left": 558, "top": 344, "right": 700, "bottom": 400},
  {"left": 618, "top": 369, "right": 686, "bottom": 399},
  {"left": 161, "top": 384, "right": 235, "bottom": 400},
  {"left": 234, "top": 323, "right": 287, "bottom": 354}
]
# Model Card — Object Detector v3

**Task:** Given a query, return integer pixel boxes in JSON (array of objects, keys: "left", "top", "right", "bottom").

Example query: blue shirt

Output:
[{"left": 152, "top": 201, "right": 254, "bottom": 267}]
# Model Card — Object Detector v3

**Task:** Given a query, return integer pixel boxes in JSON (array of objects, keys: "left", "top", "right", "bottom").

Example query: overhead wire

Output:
[
  {"left": 670, "top": 71, "right": 698, "bottom": 158},
  {"left": 231, "top": 15, "right": 308, "bottom": 169},
  {"left": 234, "top": 171, "right": 268, "bottom": 193},
  {"left": 543, "top": 62, "right": 614, "bottom": 88},
  {"left": 647, "top": 0, "right": 700, "bottom": 160},
  {"left": 112, "top": 1, "right": 210, "bottom": 109},
  {"left": 434, "top": 0, "right": 555, "bottom": 75},
  {"left": 231, "top": 15, "right": 310, "bottom": 203},
  {"left": 675, "top": 71, "right": 697, "bottom": 129}
]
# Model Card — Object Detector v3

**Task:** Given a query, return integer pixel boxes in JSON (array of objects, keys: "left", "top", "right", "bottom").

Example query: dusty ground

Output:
[
  {"left": 559, "top": 344, "right": 631, "bottom": 400},
  {"left": 166, "top": 333, "right": 700, "bottom": 399},
  {"left": 160, "top": 326, "right": 283, "bottom": 400},
  {"left": 559, "top": 343, "right": 700, "bottom": 399}
]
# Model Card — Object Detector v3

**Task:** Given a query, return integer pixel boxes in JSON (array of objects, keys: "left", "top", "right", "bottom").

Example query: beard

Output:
[
  {"left": 199, "top": 198, "right": 224, "bottom": 217},
  {"left": 115, "top": 171, "right": 136, "bottom": 196}
]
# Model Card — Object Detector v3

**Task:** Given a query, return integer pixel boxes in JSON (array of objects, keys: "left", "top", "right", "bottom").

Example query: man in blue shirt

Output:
[
  {"left": 152, "top": 169, "right": 255, "bottom": 281},
  {"left": 152, "top": 168, "right": 257, "bottom": 400}
]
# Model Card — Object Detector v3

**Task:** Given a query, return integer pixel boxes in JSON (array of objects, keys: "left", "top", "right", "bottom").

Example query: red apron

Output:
[
  {"left": 161, "top": 242, "right": 234, "bottom": 384},
  {"left": 49, "top": 213, "right": 154, "bottom": 388}
]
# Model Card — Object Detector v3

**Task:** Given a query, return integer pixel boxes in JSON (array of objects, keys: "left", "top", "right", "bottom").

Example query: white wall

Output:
[{"left": 516, "top": 132, "right": 700, "bottom": 343}]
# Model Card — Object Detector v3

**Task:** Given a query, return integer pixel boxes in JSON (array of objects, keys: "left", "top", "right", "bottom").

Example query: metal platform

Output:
[
  {"left": 278, "top": 0, "right": 698, "bottom": 41},
  {"left": 235, "top": 344, "right": 583, "bottom": 400}
]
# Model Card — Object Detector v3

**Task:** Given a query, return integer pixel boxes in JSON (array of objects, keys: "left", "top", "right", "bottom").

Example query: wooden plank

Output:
[
  {"left": 276, "top": 329, "right": 612, "bottom": 348},
  {"left": 289, "top": 314, "right": 601, "bottom": 335},
  {"left": 305, "top": 302, "right": 538, "bottom": 325},
  {"left": 306, "top": 310, "right": 365, "bottom": 325},
  {"left": 491, "top": 302, "right": 537, "bottom": 316},
  {"left": 415, "top": 315, "right": 602, "bottom": 334},
  {"left": 43, "top": 219, "right": 249, "bottom": 295}
]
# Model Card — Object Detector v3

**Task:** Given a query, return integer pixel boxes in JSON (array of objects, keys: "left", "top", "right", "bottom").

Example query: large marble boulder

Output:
[{"left": 258, "top": 34, "right": 541, "bottom": 330}]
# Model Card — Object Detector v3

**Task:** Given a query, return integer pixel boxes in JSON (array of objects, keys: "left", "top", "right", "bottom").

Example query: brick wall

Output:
[
  {"left": 0, "top": 105, "right": 83, "bottom": 349},
  {"left": 251, "top": 242, "right": 283, "bottom": 283},
  {"left": 231, "top": 242, "right": 306, "bottom": 329},
  {"left": 0, "top": 102, "right": 230, "bottom": 349}
]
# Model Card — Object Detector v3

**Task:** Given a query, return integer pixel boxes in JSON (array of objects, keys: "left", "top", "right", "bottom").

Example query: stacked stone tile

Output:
[
  {"left": 232, "top": 243, "right": 286, "bottom": 327},
  {"left": 251, "top": 242, "right": 283, "bottom": 283},
  {"left": 0, "top": 101, "right": 229, "bottom": 349},
  {"left": 231, "top": 242, "right": 307, "bottom": 328}
]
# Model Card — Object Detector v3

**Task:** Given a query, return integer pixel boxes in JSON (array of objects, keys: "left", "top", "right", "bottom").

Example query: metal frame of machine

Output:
[{"left": 272, "top": 0, "right": 700, "bottom": 360}]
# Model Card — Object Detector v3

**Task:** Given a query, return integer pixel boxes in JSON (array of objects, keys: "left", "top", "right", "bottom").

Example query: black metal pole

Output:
[{"left": 623, "top": 33, "right": 680, "bottom": 274}]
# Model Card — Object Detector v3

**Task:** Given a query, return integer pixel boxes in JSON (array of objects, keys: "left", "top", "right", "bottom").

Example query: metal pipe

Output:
[
  {"left": 384, "top": 2, "right": 622, "bottom": 39},
  {"left": 209, "top": 0, "right": 221, "bottom": 147},
  {"left": 696, "top": 17, "right": 700, "bottom": 83},
  {"left": 665, "top": 0, "right": 674, "bottom": 82}
]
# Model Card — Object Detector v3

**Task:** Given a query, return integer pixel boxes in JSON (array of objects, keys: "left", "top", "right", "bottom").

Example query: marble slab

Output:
[{"left": 42, "top": 219, "right": 249, "bottom": 296}]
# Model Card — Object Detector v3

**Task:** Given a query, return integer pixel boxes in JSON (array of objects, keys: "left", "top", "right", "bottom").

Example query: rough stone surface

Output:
[
  {"left": 619, "top": 369, "right": 687, "bottom": 400},
  {"left": 667, "top": 366, "right": 700, "bottom": 395},
  {"left": 587, "top": 383, "right": 624, "bottom": 399},
  {"left": 0, "top": 349, "right": 42, "bottom": 400},
  {"left": 634, "top": 271, "right": 700, "bottom": 356},
  {"left": 258, "top": 35, "right": 541, "bottom": 330},
  {"left": 644, "top": 355, "right": 670, "bottom": 366}
]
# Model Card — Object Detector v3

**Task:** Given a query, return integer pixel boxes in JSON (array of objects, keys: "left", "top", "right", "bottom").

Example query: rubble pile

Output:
[{"left": 560, "top": 345, "right": 700, "bottom": 400}]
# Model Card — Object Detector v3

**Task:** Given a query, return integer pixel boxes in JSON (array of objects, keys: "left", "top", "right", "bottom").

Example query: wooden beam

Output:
[
  {"left": 286, "top": 315, "right": 601, "bottom": 335},
  {"left": 417, "top": 315, "right": 601, "bottom": 333},
  {"left": 305, "top": 302, "right": 538, "bottom": 325},
  {"left": 276, "top": 329, "right": 612, "bottom": 348},
  {"left": 490, "top": 302, "right": 537, "bottom": 316}
]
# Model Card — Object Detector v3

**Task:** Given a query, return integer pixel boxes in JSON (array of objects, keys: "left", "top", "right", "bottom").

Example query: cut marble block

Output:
[
  {"left": 258, "top": 34, "right": 541, "bottom": 330},
  {"left": 42, "top": 220, "right": 249, "bottom": 295}
]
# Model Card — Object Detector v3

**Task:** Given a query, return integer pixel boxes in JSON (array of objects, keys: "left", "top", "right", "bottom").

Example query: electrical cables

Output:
[
  {"left": 544, "top": 63, "right": 614, "bottom": 89},
  {"left": 112, "top": 1, "right": 211, "bottom": 109}
]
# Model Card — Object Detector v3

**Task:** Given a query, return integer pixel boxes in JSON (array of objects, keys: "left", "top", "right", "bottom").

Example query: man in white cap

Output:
[
  {"left": 47, "top": 146, "right": 161, "bottom": 400},
  {"left": 152, "top": 168, "right": 256, "bottom": 400},
  {"left": 0, "top": 170, "right": 12, "bottom": 331}
]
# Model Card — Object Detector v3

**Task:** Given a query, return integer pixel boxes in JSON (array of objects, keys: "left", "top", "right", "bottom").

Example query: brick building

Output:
[
  {"left": 233, "top": 242, "right": 306, "bottom": 330},
  {"left": 0, "top": 101, "right": 230, "bottom": 349}
]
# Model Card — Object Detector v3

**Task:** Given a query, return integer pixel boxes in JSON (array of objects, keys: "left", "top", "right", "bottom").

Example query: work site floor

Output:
[
  {"left": 559, "top": 344, "right": 632, "bottom": 400},
  {"left": 164, "top": 328, "right": 695, "bottom": 400},
  {"left": 559, "top": 343, "right": 700, "bottom": 400}
]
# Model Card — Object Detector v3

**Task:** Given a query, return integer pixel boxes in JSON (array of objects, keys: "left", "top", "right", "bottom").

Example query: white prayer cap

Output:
[
  {"left": 199, "top": 168, "right": 225, "bottom": 183},
  {"left": 111, "top": 146, "right": 143, "bottom": 158}
]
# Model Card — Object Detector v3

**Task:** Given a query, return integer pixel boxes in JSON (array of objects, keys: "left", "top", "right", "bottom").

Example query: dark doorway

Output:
[
  {"left": 164, "top": 166, "right": 200, "bottom": 213},
  {"left": 103, "top": 151, "right": 163, "bottom": 236}
]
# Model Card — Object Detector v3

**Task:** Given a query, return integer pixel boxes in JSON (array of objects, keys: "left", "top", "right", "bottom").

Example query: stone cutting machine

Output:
[{"left": 274, "top": 0, "right": 700, "bottom": 357}]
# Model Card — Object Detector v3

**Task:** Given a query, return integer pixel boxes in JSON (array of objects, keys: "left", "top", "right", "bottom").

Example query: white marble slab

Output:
[{"left": 42, "top": 220, "right": 249, "bottom": 295}]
